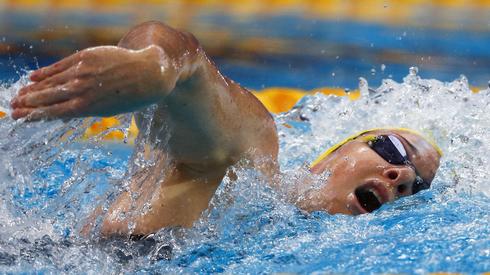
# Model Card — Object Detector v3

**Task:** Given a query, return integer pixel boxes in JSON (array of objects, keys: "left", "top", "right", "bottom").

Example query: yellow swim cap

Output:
[{"left": 309, "top": 127, "right": 443, "bottom": 168}]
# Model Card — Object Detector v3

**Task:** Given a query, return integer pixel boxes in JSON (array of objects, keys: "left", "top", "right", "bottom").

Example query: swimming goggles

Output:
[
  {"left": 310, "top": 131, "right": 432, "bottom": 194},
  {"left": 363, "top": 134, "right": 430, "bottom": 194},
  {"left": 310, "top": 128, "right": 442, "bottom": 169}
]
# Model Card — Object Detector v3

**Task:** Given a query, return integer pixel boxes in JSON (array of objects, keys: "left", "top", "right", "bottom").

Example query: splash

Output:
[{"left": 0, "top": 70, "right": 489, "bottom": 273}]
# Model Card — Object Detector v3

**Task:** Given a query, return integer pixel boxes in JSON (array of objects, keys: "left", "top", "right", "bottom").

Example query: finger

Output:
[
  {"left": 17, "top": 82, "right": 48, "bottom": 98},
  {"left": 30, "top": 51, "right": 81, "bottom": 82},
  {"left": 16, "top": 85, "right": 81, "bottom": 108},
  {"left": 11, "top": 107, "right": 34, "bottom": 120},
  {"left": 18, "top": 66, "right": 77, "bottom": 97},
  {"left": 13, "top": 98, "right": 86, "bottom": 121}
]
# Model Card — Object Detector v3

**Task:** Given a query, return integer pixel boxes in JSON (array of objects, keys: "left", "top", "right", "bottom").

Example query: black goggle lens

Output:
[
  {"left": 368, "top": 135, "right": 430, "bottom": 194},
  {"left": 412, "top": 177, "right": 431, "bottom": 194},
  {"left": 369, "top": 135, "right": 407, "bottom": 165}
]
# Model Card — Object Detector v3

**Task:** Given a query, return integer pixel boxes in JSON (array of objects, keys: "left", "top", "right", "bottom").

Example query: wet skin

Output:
[
  {"left": 10, "top": 21, "right": 441, "bottom": 236},
  {"left": 306, "top": 129, "right": 441, "bottom": 215}
]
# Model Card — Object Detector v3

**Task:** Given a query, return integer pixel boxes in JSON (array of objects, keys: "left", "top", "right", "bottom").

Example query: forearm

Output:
[{"left": 10, "top": 22, "right": 205, "bottom": 120}]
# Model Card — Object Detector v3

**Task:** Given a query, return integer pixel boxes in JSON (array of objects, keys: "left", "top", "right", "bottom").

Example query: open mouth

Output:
[{"left": 354, "top": 186, "right": 382, "bottom": 213}]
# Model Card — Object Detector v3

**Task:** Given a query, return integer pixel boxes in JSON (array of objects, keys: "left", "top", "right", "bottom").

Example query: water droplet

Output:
[
  {"left": 335, "top": 56, "right": 340, "bottom": 60},
  {"left": 458, "top": 74, "right": 468, "bottom": 87},
  {"left": 409, "top": 66, "right": 418, "bottom": 76},
  {"left": 29, "top": 45, "right": 33, "bottom": 50},
  {"left": 488, "top": 80, "right": 490, "bottom": 89},
  {"left": 359, "top": 77, "right": 369, "bottom": 98},
  {"left": 370, "top": 43, "right": 374, "bottom": 48},
  {"left": 321, "top": 50, "right": 325, "bottom": 54},
  {"left": 344, "top": 88, "right": 350, "bottom": 94},
  {"left": 459, "top": 135, "right": 469, "bottom": 143},
  {"left": 299, "top": 114, "right": 309, "bottom": 121},
  {"left": 41, "top": 39, "right": 45, "bottom": 43},
  {"left": 98, "top": 83, "right": 103, "bottom": 87},
  {"left": 331, "top": 72, "right": 336, "bottom": 77},
  {"left": 381, "top": 64, "right": 386, "bottom": 72},
  {"left": 370, "top": 68, "right": 376, "bottom": 75},
  {"left": 403, "top": 31, "right": 407, "bottom": 37}
]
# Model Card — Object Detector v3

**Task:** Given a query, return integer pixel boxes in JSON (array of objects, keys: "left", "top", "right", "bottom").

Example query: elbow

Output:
[
  {"left": 118, "top": 21, "right": 173, "bottom": 50},
  {"left": 119, "top": 21, "right": 206, "bottom": 86},
  {"left": 118, "top": 21, "right": 201, "bottom": 58}
]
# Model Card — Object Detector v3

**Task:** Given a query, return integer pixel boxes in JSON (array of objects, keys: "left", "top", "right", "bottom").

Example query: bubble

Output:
[
  {"left": 381, "top": 64, "right": 386, "bottom": 72},
  {"left": 409, "top": 66, "right": 418, "bottom": 76}
]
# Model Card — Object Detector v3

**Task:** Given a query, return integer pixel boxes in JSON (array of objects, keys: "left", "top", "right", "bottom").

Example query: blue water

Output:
[
  {"left": 7, "top": 142, "right": 490, "bottom": 274},
  {"left": 3, "top": 140, "right": 490, "bottom": 274},
  {"left": 1, "top": 11, "right": 490, "bottom": 270},
  {"left": 0, "top": 69, "right": 489, "bottom": 273},
  {"left": 2, "top": 12, "right": 490, "bottom": 90}
]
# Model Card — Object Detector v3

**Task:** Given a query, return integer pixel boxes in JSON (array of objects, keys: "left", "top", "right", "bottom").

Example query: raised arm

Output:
[
  {"left": 11, "top": 21, "right": 278, "bottom": 170},
  {"left": 13, "top": 21, "right": 279, "bottom": 235},
  {"left": 114, "top": 21, "right": 279, "bottom": 173}
]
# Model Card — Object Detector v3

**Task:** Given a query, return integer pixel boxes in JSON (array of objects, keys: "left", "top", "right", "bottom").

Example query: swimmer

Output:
[{"left": 9, "top": 21, "right": 441, "bottom": 236}]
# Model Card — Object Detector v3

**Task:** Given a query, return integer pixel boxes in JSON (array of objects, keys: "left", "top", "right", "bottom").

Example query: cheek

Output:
[
  {"left": 330, "top": 155, "right": 358, "bottom": 173},
  {"left": 324, "top": 163, "right": 359, "bottom": 195},
  {"left": 327, "top": 156, "right": 385, "bottom": 191}
]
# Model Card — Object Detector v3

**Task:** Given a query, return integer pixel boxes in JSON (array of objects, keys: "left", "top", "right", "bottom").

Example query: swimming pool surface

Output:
[
  {"left": 0, "top": 65, "right": 489, "bottom": 273},
  {"left": 0, "top": 6, "right": 490, "bottom": 273}
]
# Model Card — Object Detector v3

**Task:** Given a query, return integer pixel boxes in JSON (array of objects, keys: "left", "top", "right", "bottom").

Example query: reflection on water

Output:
[
  {"left": 0, "top": 69, "right": 489, "bottom": 273},
  {"left": 1, "top": 1, "right": 489, "bottom": 88}
]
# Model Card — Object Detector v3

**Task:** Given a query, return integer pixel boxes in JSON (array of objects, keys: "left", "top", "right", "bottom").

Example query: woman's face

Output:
[{"left": 298, "top": 129, "right": 441, "bottom": 215}]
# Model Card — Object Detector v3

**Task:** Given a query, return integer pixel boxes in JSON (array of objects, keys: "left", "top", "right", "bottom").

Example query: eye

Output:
[
  {"left": 387, "top": 136, "right": 407, "bottom": 158},
  {"left": 369, "top": 135, "right": 407, "bottom": 165}
]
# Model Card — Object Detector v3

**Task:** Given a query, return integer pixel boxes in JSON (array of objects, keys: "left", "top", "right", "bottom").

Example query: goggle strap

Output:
[{"left": 309, "top": 128, "right": 442, "bottom": 169}]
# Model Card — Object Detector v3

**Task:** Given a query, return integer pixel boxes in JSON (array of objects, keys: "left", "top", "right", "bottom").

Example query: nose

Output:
[{"left": 382, "top": 166, "right": 416, "bottom": 197}]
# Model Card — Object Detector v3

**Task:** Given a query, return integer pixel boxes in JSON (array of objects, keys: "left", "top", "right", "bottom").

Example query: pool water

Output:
[{"left": 0, "top": 66, "right": 489, "bottom": 273}]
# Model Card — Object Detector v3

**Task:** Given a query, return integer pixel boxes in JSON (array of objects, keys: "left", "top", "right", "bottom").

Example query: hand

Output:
[{"left": 11, "top": 45, "right": 171, "bottom": 121}]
